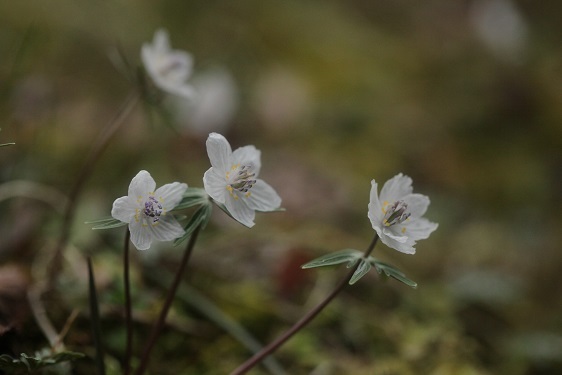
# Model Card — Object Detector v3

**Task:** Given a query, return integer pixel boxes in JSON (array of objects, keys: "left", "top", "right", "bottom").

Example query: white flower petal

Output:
[
  {"left": 382, "top": 227, "right": 408, "bottom": 243},
  {"left": 167, "top": 84, "right": 196, "bottom": 99},
  {"left": 380, "top": 173, "right": 413, "bottom": 203},
  {"left": 155, "top": 182, "right": 188, "bottom": 210},
  {"left": 153, "top": 29, "right": 171, "bottom": 54},
  {"left": 141, "top": 29, "right": 194, "bottom": 98},
  {"left": 203, "top": 168, "right": 227, "bottom": 204},
  {"left": 403, "top": 218, "right": 438, "bottom": 241},
  {"left": 246, "top": 179, "right": 281, "bottom": 211},
  {"left": 225, "top": 195, "right": 255, "bottom": 228},
  {"left": 128, "top": 170, "right": 156, "bottom": 198},
  {"left": 204, "top": 133, "right": 282, "bottom": 227},
  {"left": 155, "top": 51, "right": 193, "bottom": 87},
  {"left": 168, "top": 51, "right": 193, "bottom": 79},
  {"left": 402, "top": 194, "right": 430, "bottom": 218},
  {"left": 232, "top": 146, "right": 261, "bottom": 176},
  {"left": 391, "top": 241, "right": 416, "bottom": 254},
  {"left": 378, "top": 230, "right": 416, "bottom": 254},
  {"left": 129, "top": 220, "right": 153, "bottom": 251},
  {"left": 368, "top": 174, "right": 437, "bottom": 254},
  {"left": 372, "top": 225, "right": 383, "bottom": 239},
  {"left": 367, "top": 179, "right": 384, "bottom": 225},
  {"left": 111, "top": 196, "right": 136, "bottom": 223},
  {"left": 149, "top": 216, "right": 185, "bottom": 241},
  {"left": 206, "top": 133, "right": 232, "bottom": 172}
]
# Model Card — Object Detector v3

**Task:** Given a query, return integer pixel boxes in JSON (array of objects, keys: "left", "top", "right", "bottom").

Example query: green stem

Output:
[
  {"left": 134, "top": 224, "right": 203, "bottom": 375},
  {"left": 46, "top": 91, "right": 139, "bottom": 289},
  {"left": 229, "top": 234, "right": 379, "bottom": 375},
  {"left": 124, "top": 231, "right": 132, "bottom": 375}
]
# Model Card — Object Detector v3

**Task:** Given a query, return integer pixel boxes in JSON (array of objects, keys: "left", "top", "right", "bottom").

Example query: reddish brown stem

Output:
[
  {"left": 134, "top": 224, "right": 203, "bottom": 375},
  {"left": 124, "top": 231, "right": 132, "bottom": 375},
  {"left": 229, "top": 234, "right": 379, "bottom": 375},
  {"left": 46, "top": 91, "right": 139, "bottom": 289}
]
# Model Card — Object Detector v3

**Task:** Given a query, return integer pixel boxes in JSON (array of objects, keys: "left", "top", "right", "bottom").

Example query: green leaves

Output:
[
  {"left": 302, "top": 249, "right": 418, "bottom": 288},
  {"left": 87, "top": 187, "right": 210, "bottom": 232},
  {"left": 372, "top": 260, "right": 418, "bottom": 288},
  {"left": 86, "top": 217, "right": 127, "bottom": 230},
  {"left": 301, "top": 249, "right": 363, "bottom": 269},
  {"left": 173, "top": 188, "right": 210, "bottom": 210},
  {"left": 87, "top": 188, "right": 211, "bottom": 248},
  {"left": 0, "top": 128, "right": 14, "bottom": 147},
  {"left": 349, "top": 259, "right": 372, "bottom": 285},
  {"left": 0, "top": 351, "right": 85, "bottom": 373},
  {"left": 173, "top": 200, "right": 212, "bottom": 246}
]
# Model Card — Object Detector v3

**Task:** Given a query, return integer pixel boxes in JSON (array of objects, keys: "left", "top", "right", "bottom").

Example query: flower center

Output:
[
  {"left": 383, "top": 200, "right": 410, "bottom": 227},
  {"left": 226, "top": 164, "right": 257, "bottom": 194},
  {"left": 158, "top": 56, "right": 187, "bottom": 80},
  {"left": 143, "top": 196, "right": 163, "bottom": 223}
]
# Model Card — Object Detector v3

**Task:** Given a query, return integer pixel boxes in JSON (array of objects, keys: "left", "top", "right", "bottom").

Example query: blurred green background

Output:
[{"left": 1, "top": 0, "right": 561, "bottom": 374}]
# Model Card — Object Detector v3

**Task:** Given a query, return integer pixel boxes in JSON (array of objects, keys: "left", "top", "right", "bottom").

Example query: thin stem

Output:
[
  {"left": 124, "top": 231, "right": 132, "bottom": 375},
  {"left": 134, "top": 224, "right": 203, "bottom": 375},
  {"left": 87, "top": 257, "right": 107, "bottom": 375},
  {"left": 54, "top": 308, "right": 80, "bottom": 349},
  {"left": 46, "top": 91, "right": 139, "bottom": 289},
  {"left": 229, "top": 234, "right": 379, "bottom": 375}
]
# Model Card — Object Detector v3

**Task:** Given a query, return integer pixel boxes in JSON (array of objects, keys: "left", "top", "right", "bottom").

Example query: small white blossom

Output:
[
  {"left": 368, "top": 173, "right": 438, "bottom": 254},
  {"left": 174, "top": 68, "right": 238, "bottom": 138},
  {"left": 141, "top": 29, "right": 194, "bottom": 98},
  {"left": 203, "top": 133, "right": 282, "bottom": 228},
  {"left": 112, "top": 170, "right": 187, "bottom": 250}
]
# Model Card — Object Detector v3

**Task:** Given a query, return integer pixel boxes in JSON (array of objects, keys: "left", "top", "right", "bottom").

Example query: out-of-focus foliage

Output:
[
  {"left": 1, "top": 0, "right": 561, "bottom": 374},
  {"left": 0, "top": 351, "right": 84, "bottom": 374}
]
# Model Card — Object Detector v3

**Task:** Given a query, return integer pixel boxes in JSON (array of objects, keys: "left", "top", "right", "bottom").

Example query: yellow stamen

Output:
[{"left": 381, "top": 201, "right": 389, "bottom": 214}]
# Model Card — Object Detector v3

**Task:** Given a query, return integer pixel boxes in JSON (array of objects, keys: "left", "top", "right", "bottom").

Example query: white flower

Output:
[
  {"left": 368, "top": 173, "right": 438, "bottom": 254},
  {"left": 112, "top": 170, "right": 187, "bottom": 250},
  {"left": 174, "top": 68, "right": 238, "bottom": 138},
  {"left": 141, "top": 29, "right": 194, "bottom": 99},
  {"left": 203, "top": 133, "right": 282, "bottom": 228}
]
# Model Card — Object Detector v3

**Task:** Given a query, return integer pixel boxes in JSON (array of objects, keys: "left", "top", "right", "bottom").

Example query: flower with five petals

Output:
[
  {"left": 368, "top": 173, "right": 438, "bottom": 254},
  {"left": 141, "top": 28, "right": 195, "bottom": 99},
  {"left": 203, "top": 133, "right": 282, "bottom": 228},
  {"left": 112, "top": 170, "right": 187, "bottom": 250}
]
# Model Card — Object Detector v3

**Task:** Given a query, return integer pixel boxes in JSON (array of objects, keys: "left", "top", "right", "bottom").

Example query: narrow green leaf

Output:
[
  {"left": 0, "top": 142, "right": 15, "bottom": 147},
  {"left": 145, "top": 271, "right": 287, "bottom": 375},
  {"left": 369, "top": 258, "right": 418, "bottom": 288},
  {"left": 301, "top": 249, "right": 363, "bottom": 269},
  {"left": 173, "top": 188, "right": 210, "bottom": 210},
  {"left": 349, "top": 259, "right": 372, "bottom": 285},
  {"left": 173, "top": 202, "right": 212, "bottom": 246},
  {"left": 86, "top": 217, "right": 127, "bottom": 230}
]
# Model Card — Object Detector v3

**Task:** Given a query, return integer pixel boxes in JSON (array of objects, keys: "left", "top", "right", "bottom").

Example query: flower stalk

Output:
[
  {"left": 134, "top": 223, "right": 203, "bottom": 375},
  {"left": 47, "top": 91, "right": 140, "bottom": 289},
  {"left": 123, "top": 231, "right": 133, "bottom": 375},
  {"left": 229, "top": 234, "right": 379, "bottom": 375}
]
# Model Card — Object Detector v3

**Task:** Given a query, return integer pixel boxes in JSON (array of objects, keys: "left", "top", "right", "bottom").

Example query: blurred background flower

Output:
[
  {"left": 172, "top": 67, "right": 238, "bottom": 139},
  {"left": 0, "top": 1, "right": 561, "bottom": 374}
]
